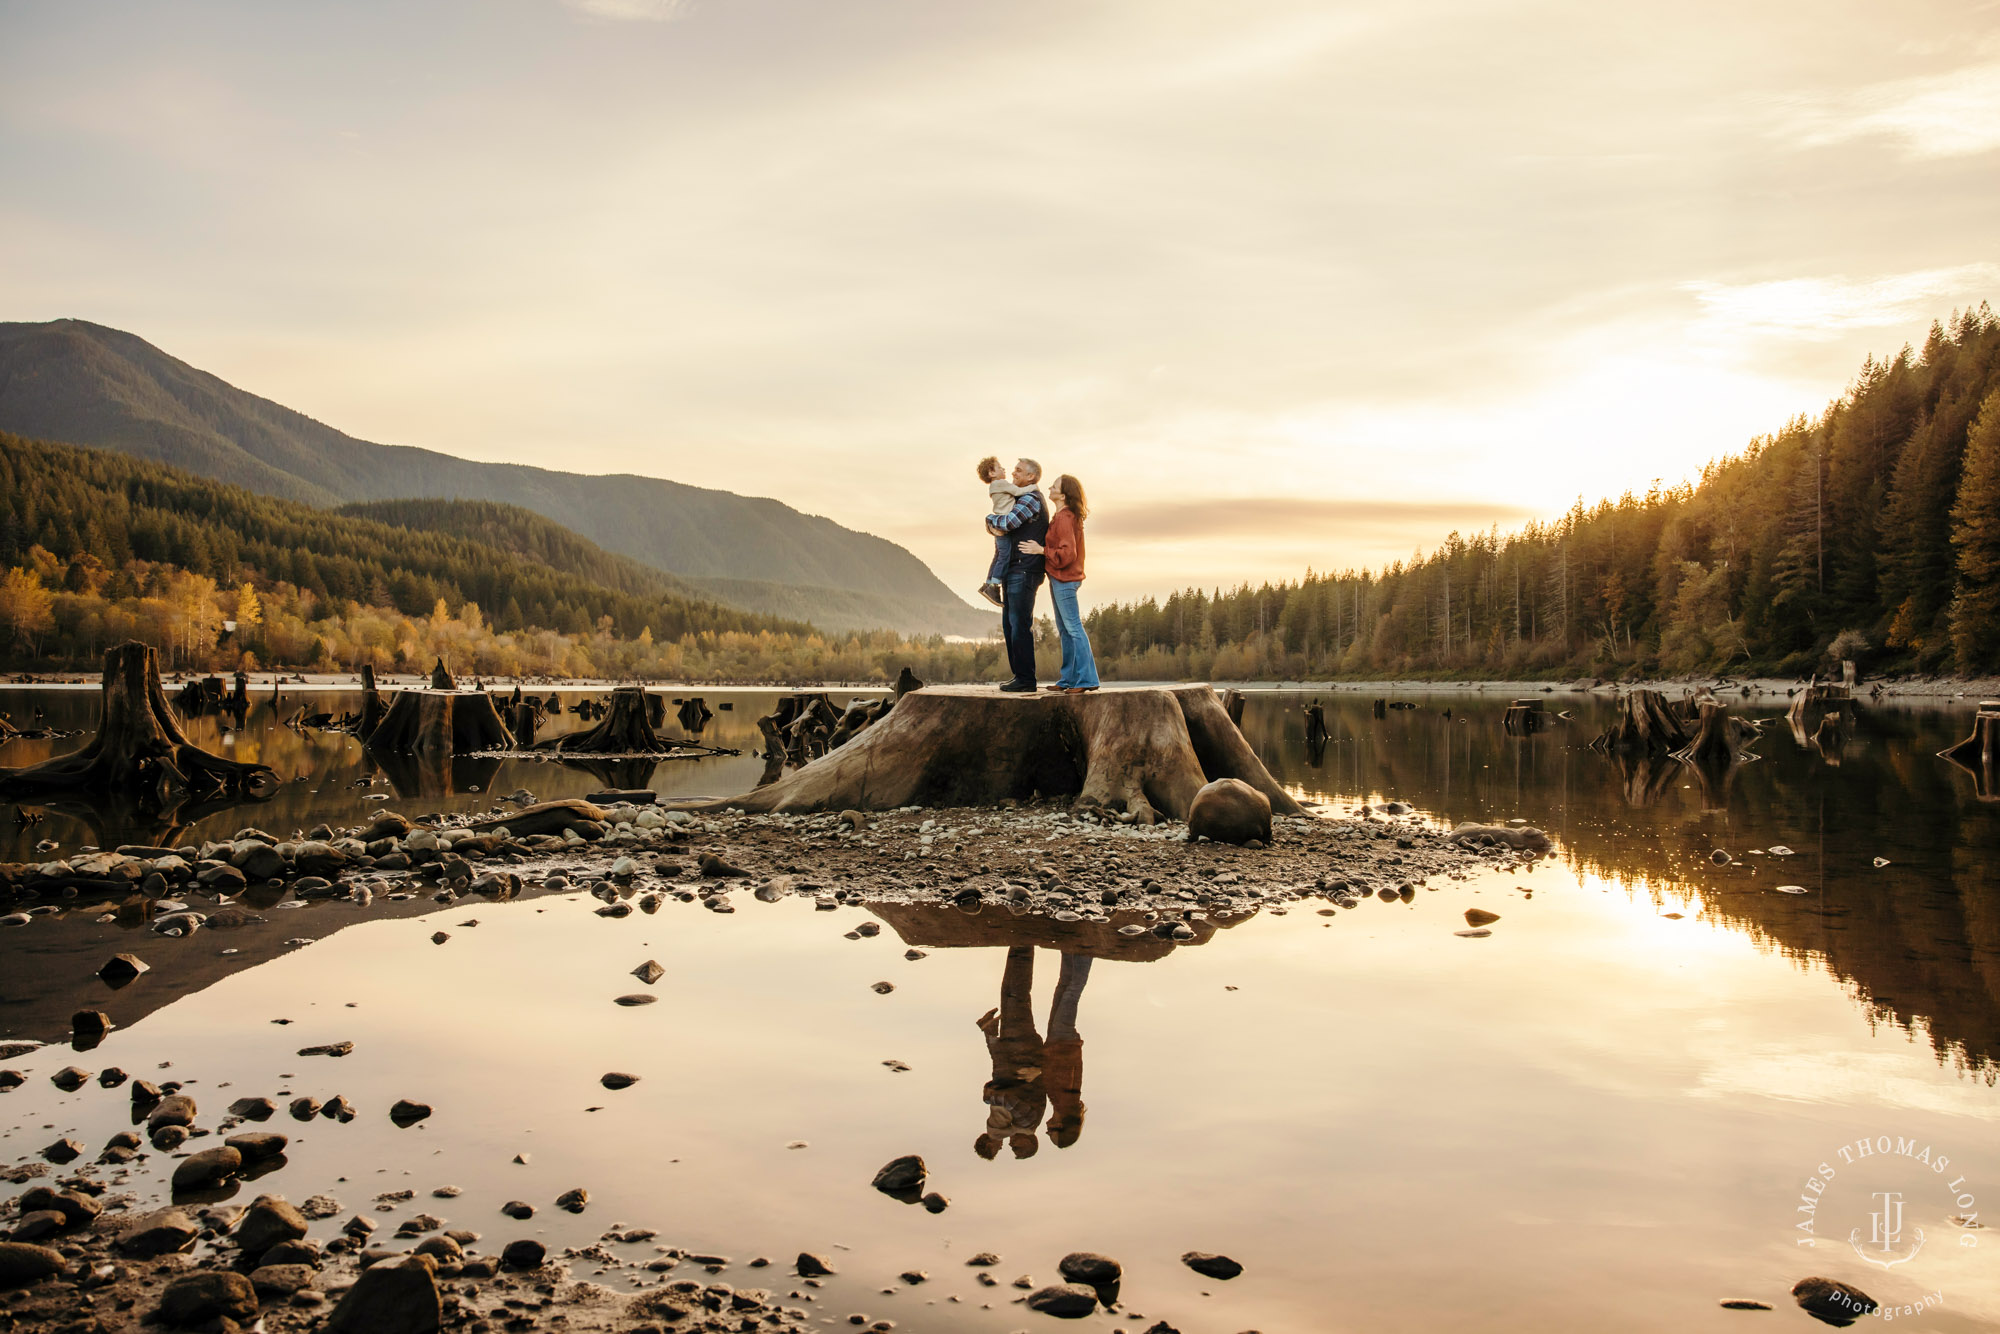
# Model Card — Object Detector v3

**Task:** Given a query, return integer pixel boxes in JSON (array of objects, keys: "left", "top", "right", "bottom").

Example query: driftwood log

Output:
[
  {"left": 1590, "top": 689, "right": 1690, "bottom": 755},
  {"left": 0, "top": 642, "right": 278, "bottom": 805},
  {"left": 688, "top": 684, "right": 1301, "bottom": 823},
  {"left": 367, "top": 689, "right": 515, "bottom": 755}
]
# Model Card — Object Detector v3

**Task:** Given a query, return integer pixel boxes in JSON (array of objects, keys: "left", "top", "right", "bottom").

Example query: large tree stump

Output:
[
  {"left": 534, "top": 685, "right": 676, "bottom": 755},
  {"left": 688, "top": 685, "right": 1301, "bottom": 822},
  {"left": 430, "top": 657, "right": 457, "bottom": 690},
  {"left": 1502, "top": 698, "right": 1546, "bottom": 735},
  {"left": 1670, "top": 699, "right": 1742, "bottom": 768},
  {"left": 366, "top": 688, "right": 515, "bottom": 755},
  {"left": 0, "top": 642, "right": 278, "bottom": 805},
  {"left": 1590, "top": 689, "right": 1690, "bottom": 755}
]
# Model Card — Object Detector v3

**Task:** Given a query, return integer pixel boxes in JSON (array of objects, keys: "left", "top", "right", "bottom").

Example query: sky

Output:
[{"left": 2, "top": 0, "right": 1997, "bottom": 607}]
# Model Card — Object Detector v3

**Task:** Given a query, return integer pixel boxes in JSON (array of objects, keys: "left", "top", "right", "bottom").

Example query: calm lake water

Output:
[{"left": 2, "top": 686, "right": 1996, "bottom": 1332}]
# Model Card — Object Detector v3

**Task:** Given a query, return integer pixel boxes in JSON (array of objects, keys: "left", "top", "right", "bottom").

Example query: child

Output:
[{"left": 976, "top": 455, "right": 1030, "bottom": 607}]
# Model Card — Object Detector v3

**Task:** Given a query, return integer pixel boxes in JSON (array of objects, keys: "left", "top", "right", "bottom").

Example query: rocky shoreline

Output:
[{"left": 1, "top": 798, "right": 1536, "bottom": 1332}]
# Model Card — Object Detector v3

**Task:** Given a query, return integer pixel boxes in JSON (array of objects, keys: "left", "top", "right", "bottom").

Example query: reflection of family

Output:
[
  {"left": 976, "top": 456, "right": 1098, "bottom": 694},
  {"left": 975, "top": 945, "right": 1091, "bottom": 1159}
]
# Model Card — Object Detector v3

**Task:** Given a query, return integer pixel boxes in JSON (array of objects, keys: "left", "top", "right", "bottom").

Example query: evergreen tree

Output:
[{"left": 1948, "top": 389, "right": 2000, "bottom": 674}]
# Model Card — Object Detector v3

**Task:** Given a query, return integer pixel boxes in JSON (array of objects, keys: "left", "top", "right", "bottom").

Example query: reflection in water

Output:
[{"left": 1237, "top": 690, "right": 2000, "bottom": 1080}]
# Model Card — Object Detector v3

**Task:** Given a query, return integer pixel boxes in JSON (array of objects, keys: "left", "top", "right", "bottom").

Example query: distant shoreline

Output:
[{"left": 3, "top": 673, "right": 1996, "bottom": 701}]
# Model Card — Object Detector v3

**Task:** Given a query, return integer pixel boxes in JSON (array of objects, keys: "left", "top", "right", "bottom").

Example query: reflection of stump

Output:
[
  {"left": 366, "top": 689, "right": 515, "bottom": 754},
  {"left": 1940, "top": 702, "right": 2000, "bottom": 800},
  {"left": 1373, "top": 698, "right": 1387, "bottom": 719},
  {"left": 1302, "top": 701, "right": 1328, "bottom": 746},
  {"left": 1602, "top": 750, "right": 1681, "bottom": 806},
  {"left": 0, "top": 642, "right": 278, "bottom": 805},
  {"left": 535, "top": 686, "right": 676, "bottom": 754},
  {"left": 512, "top": 701, "right": 539, "bottom": 746},
  {"left": 1502, "top": 698, "right": 1545, "bottom": 734},
  {"left": 694, "top": 684, "right": 1300, "bottom": 822},
  {"left": 1590, "top": 689, "right": 1689, "bottom": 755}
]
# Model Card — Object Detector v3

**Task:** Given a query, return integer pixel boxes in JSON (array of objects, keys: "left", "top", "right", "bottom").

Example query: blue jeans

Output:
[
  {"left": 985, "top": 532, "right": 1010, "bottom": 585},
  {"left": 1001, "top": 562, "right": 1044, "bottom": 685},
  {"left": 1049, "top": 578, "right": 1098, "bottom": 689}
]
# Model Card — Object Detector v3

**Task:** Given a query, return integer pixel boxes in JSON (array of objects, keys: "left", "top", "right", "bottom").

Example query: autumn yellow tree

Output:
[{"left": 0, "top": 568, "right": 56, "bottom": 656}]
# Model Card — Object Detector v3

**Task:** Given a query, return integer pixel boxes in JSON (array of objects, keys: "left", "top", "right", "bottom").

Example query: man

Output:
[{"left": 986, "top": 458, "right": 1046, "bottom": 692}]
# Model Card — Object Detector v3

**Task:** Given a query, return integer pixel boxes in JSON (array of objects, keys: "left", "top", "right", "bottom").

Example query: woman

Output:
[{"left": 1018, "top": 474, "right": 1098, "bottom": 693}]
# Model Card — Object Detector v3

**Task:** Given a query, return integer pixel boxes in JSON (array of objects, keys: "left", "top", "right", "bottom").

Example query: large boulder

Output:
[
  {"left": 1186, "top": 778, "right": 1271, "bottom": 846},
  {"left": 1026, "top": 1283, "right": 1099, "bottom": 1318}
]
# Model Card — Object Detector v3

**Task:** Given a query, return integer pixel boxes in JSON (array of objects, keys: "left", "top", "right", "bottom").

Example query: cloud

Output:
[
  {"left": 1092, "top": 497, "right": 1538, "bottom": 544},
  {"left": 1681, "top": 264, "right": 2000, "bottom": 342},
  {"left": 559, "top": 0, "right": 692, "bottom": 21},
  {"left": 1772, "top": 61, "right": 2000, "bottom": 159}
]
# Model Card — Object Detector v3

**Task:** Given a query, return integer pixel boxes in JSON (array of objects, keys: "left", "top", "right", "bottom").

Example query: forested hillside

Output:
[
  {"left": 0, "top": 319, "right": 995, "bottom": 636},
  {"left": 1086, "top": 307, "right": 2000, "bottom": 680},
  {"left": 0, "top": 432, "right": 808, "bottom": 662}
]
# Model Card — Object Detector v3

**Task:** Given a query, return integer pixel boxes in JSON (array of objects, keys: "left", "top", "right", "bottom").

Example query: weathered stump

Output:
[
  {"left": 1373, "top": 698, "right": 1387, "bottom": 719},
  {"left": 688, "top": 685, "right": 1300, "bottom": 823},
  {"left": 357, "top": 664, "right": 387, "bottom": 741},
  {"left": 1671, "top": 700, "right": 1741, "bottom": 768},
  {"left": 1221, "top": 689, "right": 1246, "bottom": 726},
  {"left": 1787, "top": 681, "right": 1852, "bottom": 733},
  {"left": 1502, "top": 698, "right": 1545, "bottom": 735},
  {"left": 1302, "top": 701, "right": 1329, "bottom": 746},
  {"left": 512, "top": 701, "right": 539, "bottom": 746},
  {"left": 893, "top": 667, "right": 925, "bottom": 699},
  {"left": 429, "top": 658, "right": 456, "bottom": 691},
  {"left": 1590, "top": 689, "right": 1690, "bottom": 755},
  {"left": 535, "top": 686, "right": 676, "bottom": 755},
  {"left": 1940, "top": 702, "right": 2000, "bottom": 800},
  {"left": 676, "top": 696, "right": 713, "bottom": 733},
  {"left": 366, "top": 689, "right": 515, "bottom": 755},
  {"left": 0, "top": 642, "right": 278, "bottom": 805}
]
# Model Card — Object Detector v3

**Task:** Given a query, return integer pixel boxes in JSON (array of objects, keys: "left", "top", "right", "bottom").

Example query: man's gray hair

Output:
[{"left": 1016, "top": 458, "right": 1042, "bottom": 481}]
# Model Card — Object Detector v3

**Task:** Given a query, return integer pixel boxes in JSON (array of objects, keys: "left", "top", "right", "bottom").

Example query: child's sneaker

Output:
[{"left": 977, "top": 583, "right": 1003, "bottom": 607}]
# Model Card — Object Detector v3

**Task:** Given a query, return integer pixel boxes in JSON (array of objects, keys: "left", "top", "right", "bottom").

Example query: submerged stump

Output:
[
  {"left": 1940, "top": 701, "right": 2000, "bottom": 800},
  {"left": 366, "top": 688, "right": 515, "bottom": 755},
  {"left": 688, "top": 684, "right": 1301, "bottom": 824},
  {"left": 0, "top": 642, "right": 278, "bottom": 805},
  {"left": 1590, "top": 689, "right": 1690, "bottom": 755},
  {"left": 535, "top": 686, "right": 677, "bottom": 755}
]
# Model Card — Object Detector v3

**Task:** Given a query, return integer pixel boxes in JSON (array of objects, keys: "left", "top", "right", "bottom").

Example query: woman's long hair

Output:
[{"left": 1055, "top": 474, "right": 1089, "bottom": 522}]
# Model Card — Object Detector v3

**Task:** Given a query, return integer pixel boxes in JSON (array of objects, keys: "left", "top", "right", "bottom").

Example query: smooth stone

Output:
[
  {"left": 116, "top": 1209, "right": 199, "bottom": 1257},
  {"left": 323, "top": 1254, "right": 442, "bottom": 1334},
  {"left": 171, "top": 1144, "right": 243, "bottom": 1192},
  {"left": 226, "top": 1131, "right": 288, "bottom": 1161},
  {"left": 797, "top": 1252, "right": 837, "bottom": 1277},
  {"left": 157, "top": 1270, "right": 258, "bottom": 1326},
  {"left": 228, "top": 1095, "right": 276, "bottom": 1120},
  {"left": 236, "top": 1194, "right": 310, "bottom": 1257},
  {"left": 1058, "top": 1252, "right": 1121, "bottom": 1285},
  {"left": 500, "top": 1200, "right": 534, "bottom": 1220},
  {"left": 632, "top": 959, "right": 666, "bottom": 984},
  {"left": 600, "top": 1072, "right": 640, "bottom": 1089},
  {"left": 1793, "top": 1277, "right": 1877, "bottom": 1322},
  {"left": 612, "top": 994, "right": 657, "bottom": 1006},
  {"left": 871, "top": 1154, "right": 926, "bottom": 1194},
  {"left": 250, "top": 1262, "right": 318, "bottom": 1296},
  {"left": 389, "top": 1099, "right": 432, "bottom": 1127},
  {"left": 501, "top": 1238, "right": 547, "bottom": 1269},
  {"left": 1464, "top": 908, "right": 1501, "bottom": 926},
  {"left": 1025, "top": 1283, "right": 1099, "bottom": 1318},
  {"left": 0, "top": 1241, "right": 66, "bottom": 1286},
  {"left": 1181, "top": 1250, "right": 1243, "bottom": 1280},
  {"left": 148, "top": 1093, "right": 198, "bottom": 1130}
]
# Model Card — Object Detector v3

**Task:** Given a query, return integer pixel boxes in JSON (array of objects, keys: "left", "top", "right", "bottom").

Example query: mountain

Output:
[
  {"left": 0, "top": 431, "right": 804, "bottom": 644},
  {"left": 0, "top": 319, "right": 995, "bottom": 637}
]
